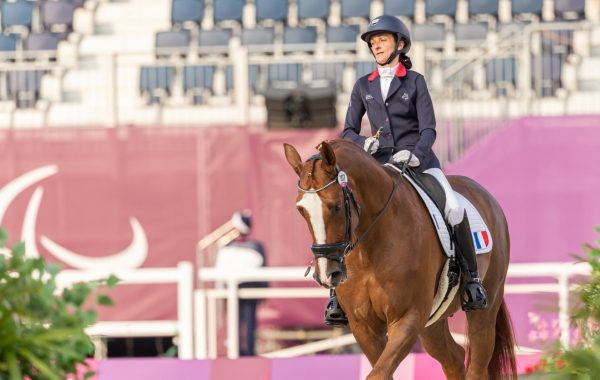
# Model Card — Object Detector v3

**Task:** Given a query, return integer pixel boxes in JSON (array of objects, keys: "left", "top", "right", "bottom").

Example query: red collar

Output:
[{"left": 368, "top": 62, "right": 407, "bottom": 81}]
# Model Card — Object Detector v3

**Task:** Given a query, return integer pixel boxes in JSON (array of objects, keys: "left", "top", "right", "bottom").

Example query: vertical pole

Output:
[
  {"left": 194, "top": 289, "right": 207, "bottom": 359},
  {"left": 558, "top": 273, "right": 571, "bottom": 348},
  {"left": 177, "top": 262, "right": 194, "bottom": 359},
  {"left": 227, "top": 278, "right": 240, "bottom": 359}
]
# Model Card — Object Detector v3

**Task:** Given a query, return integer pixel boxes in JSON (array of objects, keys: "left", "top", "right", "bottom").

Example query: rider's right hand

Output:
[{"left": 363, "top": 137, "right": 379, "bottom": 154}]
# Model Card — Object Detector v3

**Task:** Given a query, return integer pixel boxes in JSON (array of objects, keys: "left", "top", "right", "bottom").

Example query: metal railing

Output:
[{"left": 195, "top": 262, "right": 591, "bottom": 359}]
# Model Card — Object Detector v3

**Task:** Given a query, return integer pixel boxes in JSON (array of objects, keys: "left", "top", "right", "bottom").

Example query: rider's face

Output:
[{"left": 369, "top": 33, "right": 404, "bottom": 66}]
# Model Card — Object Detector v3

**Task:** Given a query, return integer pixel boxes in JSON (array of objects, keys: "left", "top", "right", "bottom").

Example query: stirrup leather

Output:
[{"left": 324, "top": 292, "right": 348, "bottom": 326}]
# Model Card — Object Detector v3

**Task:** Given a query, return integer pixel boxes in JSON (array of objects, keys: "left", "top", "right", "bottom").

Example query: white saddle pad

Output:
[{"left": 385, "top": 164, "right": 493, "bottom": 257}]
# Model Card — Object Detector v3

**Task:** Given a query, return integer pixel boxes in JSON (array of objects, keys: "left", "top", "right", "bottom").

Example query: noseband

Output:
[{"left": 297, "top": 155, "right": 360, "bottom": 265}]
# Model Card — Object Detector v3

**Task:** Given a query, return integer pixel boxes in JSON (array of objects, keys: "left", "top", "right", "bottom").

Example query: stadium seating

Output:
[
  {"left": 255, "top": 0, "right": 288, "bottom": 23},
  {"left": 7, "top": 70, "right": 45, "bottom": 108},
  {"left": 297, "top": 0, "right": 329, "bottom": 21},
  {"left": 140, "top": 66, "right": 175, "bottom": 104},
  {"left": 198, "top": 29, "right": 232, "bottom": 55},
  {"left": 155, "top": 29, "right": 191, "bottom": 58},
  {"left": 171, "top": 0, "right": 204, "bottom": 27},
  {"left": 554, "top": 0, "right": 585, "bottom": 20},
  {"left": 325, "top": 25, "right": 359, "bottom": 52},
  {"left": 213, "top": 0, "right": 244, "bottom": 24},
  {"left": 355, "top": 61, "right": 374, "bottom": 78},
  {"left": 241, "top": 27, "right": 276, "bottom": 54},
  {"left": 486, "top": 57, "right": 517, "bottom": 96},
  {"left": 24, "top": 32, "right": 61, "bottom": 52},
  {"left": 268, "top": 63, "right": 302, "bottom": 86},
  {"left": 454, "top": 22, "right": 488, "bottom": 46},
  {"left": 1, "top": 0, "right": 35, "bottom": 31},
  {"left": 340, "top": 0, "right": 371, "bottom": 20},
  {"left": 311, "top": 62, "right": 344, "bottom": 89},
  {"left": 383, "top": 0, "right": 416, "bottom": 20},
  {"left": 412, "top": 23, "right": 445, "bottom": 45},
  {"left": 183, "top": 65, "right": 216, "bottom": 104},
  {"left": 283, "top": 26, "right": 317, "bottom": 54},
  {"left": 425, "top": 0, "right": 457, "bottom": 18},
  {"left": 511, "top": 0, "right": 543, "bottom": 19},
  {"left": 41, "top": 0, "right": 76, "bottom": 31},
  {"left": 0, "top": 34, "right": 18, "bottom": 59},
  {"left": 468, "top": 0, "right": 499, "bottom": 18}
]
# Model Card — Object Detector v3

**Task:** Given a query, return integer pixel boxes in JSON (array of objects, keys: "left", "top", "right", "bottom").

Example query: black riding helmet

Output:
[{"left": 361, "top": 15, "right": 411, "bottom": 66}]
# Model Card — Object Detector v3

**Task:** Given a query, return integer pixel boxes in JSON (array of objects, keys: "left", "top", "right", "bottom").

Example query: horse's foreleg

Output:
[
  {"left": 349, "top": 319, "right": 386, "bottom": 366},
  {"left": 420, "top": 318, "right": 466, "bottom": 380},
  {"left": 366, "top": 313, "right": 421, "bottom": 380}
]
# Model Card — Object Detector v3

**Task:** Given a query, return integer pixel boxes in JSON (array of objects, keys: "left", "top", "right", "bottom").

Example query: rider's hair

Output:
[{"left": 399, "top": 52, "right": 412, "bottom": 70}]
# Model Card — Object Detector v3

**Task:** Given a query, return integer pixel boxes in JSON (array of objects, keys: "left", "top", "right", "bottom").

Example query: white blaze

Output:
[{"left": 296, "top": 192, "right": 330, "bottom": 284}]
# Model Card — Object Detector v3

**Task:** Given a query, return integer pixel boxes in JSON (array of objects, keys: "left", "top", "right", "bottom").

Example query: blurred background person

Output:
[{"left": 215, "top": 210, "right": 268, "bottom": 356}]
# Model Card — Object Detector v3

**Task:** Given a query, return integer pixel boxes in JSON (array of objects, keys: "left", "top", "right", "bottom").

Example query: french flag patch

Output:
[{"left": 472, "top": 230, "right": 490, "bottom": 250}]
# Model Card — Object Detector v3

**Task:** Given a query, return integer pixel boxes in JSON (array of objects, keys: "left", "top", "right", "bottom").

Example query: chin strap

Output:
[{"left": 383, "top": 49, "right": 399, "bottom": 66}]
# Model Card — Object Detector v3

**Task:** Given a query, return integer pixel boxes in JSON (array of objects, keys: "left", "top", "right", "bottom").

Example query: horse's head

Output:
[{"left": 284, "top": 141, "right": 360, "bottom": 288}]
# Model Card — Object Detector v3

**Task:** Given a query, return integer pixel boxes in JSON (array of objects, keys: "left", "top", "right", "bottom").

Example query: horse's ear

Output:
[
  {"left": 284, "top": 143, "right": 303, "bottom": 177},
  {"left": 319, "top": 141, "right": 336, "bottom": 172}
]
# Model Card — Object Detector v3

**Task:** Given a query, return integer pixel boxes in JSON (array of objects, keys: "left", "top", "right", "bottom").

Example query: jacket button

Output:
[
  {"left": 385, "top": 102, "right": 389, "bottom": 106},
  {"left": 385, "top": 118, "right": 389, "bottom": 122}
]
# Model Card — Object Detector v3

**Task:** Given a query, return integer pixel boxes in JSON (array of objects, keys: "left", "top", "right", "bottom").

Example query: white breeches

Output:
[{"left": 423, "top": 167, "right": 465, "bottom": 226}]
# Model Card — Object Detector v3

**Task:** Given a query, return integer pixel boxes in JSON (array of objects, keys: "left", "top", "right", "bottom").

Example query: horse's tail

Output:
[{"left": 488, "top": 299, "right": 517, "bottom": 380}]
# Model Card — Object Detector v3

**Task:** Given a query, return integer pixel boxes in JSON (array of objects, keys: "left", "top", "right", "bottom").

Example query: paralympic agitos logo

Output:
[{"left": 0, "top": 165, "right": 148, "bottom": 269}]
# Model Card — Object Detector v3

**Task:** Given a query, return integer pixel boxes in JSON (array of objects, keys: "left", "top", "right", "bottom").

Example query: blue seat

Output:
[
  {"left": 383, "top": 0, "right": 415, "bottom": 19},
  {"left": 283, "top": 26, "right": 317, "bottom": 53},
  {"left": 325, "top": 25, "right": 359, "bottom": 51},
  {"left": 486, "top": 57, "right": 516, "bottom": 96},
  {"left": 183, "top": 65, "right": 215, "bottom": 104},
  {"left": 198, "top": 29, "right": 232, "bottom": 55},
  {"left": 412, "top": 23, "right": 445, "bottom": 43},
  {"left": 213, "top": 0, "right": 244, "bottom": 23},
  {"left": 511, "top": 0, "right": 543, "bottom": 17},
  {"left": 1, "top": 0, "right": 34, "bottom": 30},
  {"left": 355, "top": 61, "right": 374, "bottom": 78},
  {"left": 340, "top": 0, "right": 370, "bottom": 19},
  {"left": 24, "top": 32, "right": 61, "bottom": 52},
  {"left": 171, "top": 0, "right": 204, "bottom": 26},
  {"left": 255, "top": 0, "right": 288, "bottom": 22},
  {"left": 139, "top": 66, "right": 175, "bottom": 104},
  {"left": 227, "top": 64, "right": 263, "bottom": 94},
  {"left": 41, "top": 0, "right": 76, "bottom": 30},
  {"left": 297, "top": 0, "right": 329, "bottom": 20},
  {"left": 454, "top": 23, "right": 487, "bottom": 43},
  {"left": 425, "top": 0, "right": 457, "bottom": 18},
  {"left": 7, "top": 70, "right": 45, "bottom": 108},
  {"left": 555, "top": 0, "right": 585, "bottom": 20},
  {"left": 468, "top": 0, "right": 498, "bottom": 17},
  {"left": 0, "top": 35, "right": 18, "bottom": 60},
  {"left": 268, "top": 63, "right": 302, "bottom": 85},
  {"left": 241, "top": 27, "right": 275, "bottom": 53},
  {"left": 311, "top": 62, "right": 344, "bottom": 88},
  {"left": 155, "top": 29, "right": 191, "bottom": 57}
]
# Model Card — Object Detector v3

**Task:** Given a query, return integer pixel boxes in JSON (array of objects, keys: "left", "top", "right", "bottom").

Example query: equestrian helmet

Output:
[{"left": 361, "top": 15, "right": 411, "bottom": 54}]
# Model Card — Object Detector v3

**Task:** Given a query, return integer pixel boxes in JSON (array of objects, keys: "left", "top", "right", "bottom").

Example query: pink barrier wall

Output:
[{"left": 93, "top": 353, "right": 541, "bottom": 379}]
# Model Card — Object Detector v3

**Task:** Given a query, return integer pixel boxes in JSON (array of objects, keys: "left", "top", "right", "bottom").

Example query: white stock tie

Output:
[{"left": 378, "top": 65, "right": 397, "bottom": 100}]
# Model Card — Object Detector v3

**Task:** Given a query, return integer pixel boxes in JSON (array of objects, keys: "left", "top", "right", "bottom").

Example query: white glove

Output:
[
  {"left": 363, "top": 137, "right": 379, "bottom": 154},
  {"left": 391, "top": 150, "right": 420, "bottom": 167}
]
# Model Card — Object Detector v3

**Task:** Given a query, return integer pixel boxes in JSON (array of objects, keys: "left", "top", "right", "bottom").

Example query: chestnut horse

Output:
[{"left": 284, "top": 139, "right": 516, "bottom": 380}]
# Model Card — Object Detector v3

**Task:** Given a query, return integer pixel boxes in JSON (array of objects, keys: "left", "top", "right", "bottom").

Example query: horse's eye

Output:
[{"left": 333, "top": 203, "right": 342, "bottom": 214}]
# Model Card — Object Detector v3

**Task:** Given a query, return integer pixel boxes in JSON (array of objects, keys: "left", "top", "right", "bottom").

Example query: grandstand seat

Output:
[
  {"left": 24, "top": 32, "right": 61, "bottom": 54},
  {"left": 0, "top": 34, "right": 18, "bottom": 60},
  {"left": 283, "top": 26, "right": 317, "bottom": 53},
  {"left": 213, "top": 0, "right": 244, "bottom": 23},
  {"left": 340, "top": 0, "right": 371, "bottom": 20},
  {"left": 297, "top": 0, "right": 329, "bottom": 21},
  {"left": 155, "top": 29, "right": 191, "bottom": 57},
  {"left": 554, "top": 0, "right": 585, "bottom": 20},
  {"left": 1, "top": 0, "right": 34, "bottom": 30},
  {"left": 468, "top": 0, "right": 498, "bottom": 18},
  {"left": 255, "top": 0, "right": 288, "bottom": 23},
  {"left": 325, "top": 25, "right": 359, "bottom": 52},
  {"left": 412, "top": 23, "right": 445, "bottom": 45},
  {"left": 355, "top": 61, "right": 374, "bottom": 78},
  {"left": 7, "top": 69, "right": 45, "bottom": 108},
  {"left": 171, "top": 0, "right": 204, "bottom": 27},
  {"left": 183, "top": 65, "right": 215, "bottom": 104},
  {"left": 41, "top": 0, "right": 76, "bottom": 31},
  {"left": 425, "top": 0, "right": 457, "bottom": 18},
  {"left": 311, "top": 62, "right": 344, "bottom": 89},
  {"left": 198, "top": 29, "right": 232, "bottom": 55},
  {"left": 486, "top": 57, "right": 516, "bottom": 96},
  {"left": 511, "top": 0, "right": 543, "bottom": 18},
  {"left": 241, "top": 27, "right": 275, "bottom": 54},
  {"left": 268, "top": 63, "right": 302, "bottom": 86},
  {"left": 383, "top": 0, "right": 415, "bottom": 20},
  {"left": 139, "top": 66, "right": 175, "bottom": 104},
  {"left": 226, "top": 64, "right": 262, "bottom": 94},
  {"left": 455, "top": 22, "right": 487, "bottom": 44}
]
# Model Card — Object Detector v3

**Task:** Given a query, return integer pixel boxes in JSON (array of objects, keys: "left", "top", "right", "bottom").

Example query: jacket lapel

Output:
[
  {"left": 385, "top": 77, "right": 403, "bottom": 101},
  {"left": 368, "top": 77, "right": 385, "bottom": 108}
]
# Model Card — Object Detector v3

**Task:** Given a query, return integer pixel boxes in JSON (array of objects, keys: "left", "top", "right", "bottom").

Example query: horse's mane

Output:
[{"left": 327, "top": 139, "right": 391, "bottom": 179}]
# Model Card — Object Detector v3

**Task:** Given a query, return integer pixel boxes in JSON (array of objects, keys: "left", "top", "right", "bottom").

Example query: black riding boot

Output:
[
  {"left": 324, "top": 289, "right": 348, "bottom": 326},
  {"left": 454, "top": 212, "right": 488, "bottom": 311}
]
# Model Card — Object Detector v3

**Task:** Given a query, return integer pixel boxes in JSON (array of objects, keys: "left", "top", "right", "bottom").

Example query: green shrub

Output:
[{"left": 0, "top": 228, "right": 118, "bottom": 380}]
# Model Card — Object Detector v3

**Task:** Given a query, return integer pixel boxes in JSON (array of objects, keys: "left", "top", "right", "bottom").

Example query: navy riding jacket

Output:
[{"left": 342, "top": 63, "right": 441, "bottom": 171}]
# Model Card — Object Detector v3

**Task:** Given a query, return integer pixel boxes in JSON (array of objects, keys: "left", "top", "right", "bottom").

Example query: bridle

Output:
[{"left": 298, "top": 153, "right": 409, "bottom": 271}]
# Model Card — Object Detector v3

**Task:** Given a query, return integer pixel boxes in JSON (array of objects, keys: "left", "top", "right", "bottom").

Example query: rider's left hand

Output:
[{"left": 391, "top": 150, "right": 420, "bottom": 167}]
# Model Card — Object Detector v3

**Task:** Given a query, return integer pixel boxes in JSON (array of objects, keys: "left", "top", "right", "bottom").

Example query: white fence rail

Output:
[{"left": 56, "top": 261, "right": 194, "bottom": 359}]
